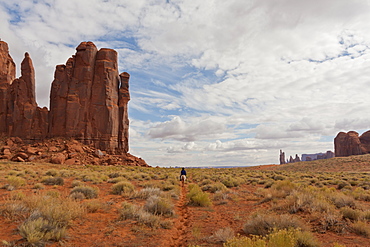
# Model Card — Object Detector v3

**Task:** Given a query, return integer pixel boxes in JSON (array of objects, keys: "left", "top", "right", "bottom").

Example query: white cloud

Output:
[{"left": 2, "top": 0, "right": 370, "bottom": 167}]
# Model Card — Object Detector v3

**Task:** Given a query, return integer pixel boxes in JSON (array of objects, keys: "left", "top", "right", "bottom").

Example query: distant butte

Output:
[{"left": 0, "top": 40, "right": 147, "bottom": 166}]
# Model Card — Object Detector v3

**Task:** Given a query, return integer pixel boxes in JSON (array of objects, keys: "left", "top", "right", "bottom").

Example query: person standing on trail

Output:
[{"left": 180, "top": 167, "right": 187, "bottom": 181}]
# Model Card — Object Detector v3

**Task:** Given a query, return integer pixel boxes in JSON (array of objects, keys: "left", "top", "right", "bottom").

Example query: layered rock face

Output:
[
  {"left": 49, "top": 42, "right": 130, "bottom": 154},
  {"left": 335, "top": 130, "right": 370, "bottom": 157},
  {"left": 0, "top": 41, "right": 132, "bottom": 156}
]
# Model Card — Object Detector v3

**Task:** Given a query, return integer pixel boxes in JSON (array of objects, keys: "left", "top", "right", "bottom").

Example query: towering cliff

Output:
[{"left": 0, "top": 40, "right": 131, "bottom": 155}]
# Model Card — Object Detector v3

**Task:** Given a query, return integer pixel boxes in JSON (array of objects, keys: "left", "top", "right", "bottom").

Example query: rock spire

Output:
[{"left": 0, "top": 40, "right": 131, "bottom": 155}]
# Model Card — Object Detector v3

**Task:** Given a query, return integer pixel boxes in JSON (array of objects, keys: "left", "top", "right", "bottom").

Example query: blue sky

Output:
[{"left": 1, "top": 0, "right": 370, "bottom": 167}]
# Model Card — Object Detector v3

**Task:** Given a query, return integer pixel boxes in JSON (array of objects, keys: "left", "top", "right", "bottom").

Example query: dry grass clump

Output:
[
  {"left": 352, "top": 221, "right": 370, "bottom": 238},
  {"left": 187, "top": 184, "right": 212, "bottom": 207},
  {"left": 132, "top": 187, "right": 163, "bottom": 199},
  {"left": 243, "top": 213, "right": 308, "bottom": 236},
  {"left": 144, "top": 195, "right": 174, "bottom": 216},
  {"left": 224, "top": 228, "right": 320, "bottom": 247},
  {"left": 1, "top": 192, "right": 85, "bottom": 246},
  {"left": 111, "top": 181, "right": 135, "bottom": 195},
  {"left": 202, "top": 182, "right": 227, "bottom": 193},
  {"left": 326, "top": 192, "right": 355, "bottom": 208},
  {"left": 41, "top": 176, "right": 64, "bottom": 185},
  {"left": 212, "top": 227, "right": 235, "bottom": 243},
  {"left": 2, "top": 176, "right": 26, "bottom": 190},
  {"left": 83, "top": 200, "right": 103, "bottom": 213},
  {"left": 119, "top": 202, "right": 171, "bottom": 229},
  {"left": 340, "top": 207, "right": 362, "bottom": 221},
  {"left": 70, "top": 186, "right": 99, "bottom": 199}
]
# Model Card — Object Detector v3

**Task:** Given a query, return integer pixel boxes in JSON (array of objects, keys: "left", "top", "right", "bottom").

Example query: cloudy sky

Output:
[{"left": 1, "top": 0, "right": 370, "bottom": 167}]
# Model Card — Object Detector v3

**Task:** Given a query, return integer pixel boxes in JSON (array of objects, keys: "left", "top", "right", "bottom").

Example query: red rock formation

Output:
[
  {"left": 0, "top": 41, "right": 16, "bottom": 133},
  {"left": 334, "top": 131, "right": 370, "bottom": 157},
  {"left": 0, "top": 40, "right": 139, "bottom": 165},
  {"left": 49, "top": 42, "right": 130, "bottom": 154},
  {"left": 0, "top": 48, "right": 48, "bottom": 140},
  {"left": 279, "top": 150, "right": 285, "bottom": 164}
]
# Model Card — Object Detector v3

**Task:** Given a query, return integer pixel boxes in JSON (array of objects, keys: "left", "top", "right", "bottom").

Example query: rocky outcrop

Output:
[
  {"left": 279, "top": 150, "right": 285, "bottom": 164},
  {"left": 0, "top": 43, "right": 48, "bottom": 140},
  {"left": 335, "top": 130, "right": 370, "bottom": 157},
  {"left": 0, "top": 40, "right": 144, "bottom": 166},
  {"left": 49, "top": 41, "right": 130, "bottom": 154},
  {"left": 0, "top": 137, "right": 149, "bottom": 167}
]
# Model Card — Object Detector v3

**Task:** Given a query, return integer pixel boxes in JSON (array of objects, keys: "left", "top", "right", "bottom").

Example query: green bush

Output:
[{"left": 187, "top": 184, "right": 212, "bottom": 207}]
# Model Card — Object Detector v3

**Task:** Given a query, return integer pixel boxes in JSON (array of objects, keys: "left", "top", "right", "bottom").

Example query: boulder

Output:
[{"left": 50, "top": 153, "right": 66, "bottom": 164}]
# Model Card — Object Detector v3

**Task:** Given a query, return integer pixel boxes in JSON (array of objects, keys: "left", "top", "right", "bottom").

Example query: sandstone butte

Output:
[
  {"left": 0, "top": 40, "right": 147, "bottom": 167},
  {"left": 334, "top": 130, "right": 370, "bottom": 157}
]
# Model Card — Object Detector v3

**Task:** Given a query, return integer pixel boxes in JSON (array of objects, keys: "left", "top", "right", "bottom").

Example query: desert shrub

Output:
[
  {"left": 321, "top": 211, "right": 343, "bottom": 232},
  {"left": 83, "top": 200, "right": 102, "bottom": 213},
  {"left": 352, "top": 221, "right": 370, "bottom": 237},
  {"left": 332, "top": 244, "right": 346, "bottom": 247},
  {"left": 132, "top": 187, "right": 163, "bottom": 199},
  {"left": 111, "top": 181, "right": 135, "bottom": 195},
  {"left": 4, "top": 192, "right": 85, "bottom": 245},
  {"left": 33, "top": 183, "right": 45, "bottom": 190},
  {"left": 271, "top": 180, "right": 296, "bottom": 195},
  {"left": 187, "top": 184, "right": 211, "bottom": 207},
  {"left": 275, "top": 189, "right": 333, "bottom": 214},
  {"left": 46, "top": 190, "right": 60, "bottom": 198},
  {"left": 108, "top": 172, "right": 121, "bottom": 178},
  {"left": 18, "top": 218, "right": 66, "bottom": 245},
  {"left": 200, "top": 179, "right": 213, "bottom": 186},
  {"left": 223, "top": 235, "right": 266, "bottom": 247},
  {"left": 351, "top": 187, "right": 370, "bottom": 201},
  {"left": 327, "top": 192, "right": 355, "bottom": 208},
  {"left": 41, "top": 177, "right": 64, "bottom": 186},
  {"left": 212, "top": 227, "right": 235, "bottom": 243},
  {"left": 119, "top": 202, "right": 170, "bottom": 229},
  {"left": 362, "top": 211, "right": 370, "bottom": 221},
  {"left": 243, "top": 213, "right": 307, "bottom": 236},
  {"left": 133, "top": 172, "right": 151, "bottom": 180},
  {"left": 294, "top": 230, "right": 321, "bottom": 247},
  {"left": 207, "top": 182, "right": 228, "bottom": 193},
  {"left": 213, "top": 190, "right": 233, "bottom": 203},
  {"left": 144, "top": 195, "right": 174, "bottom": 216},
  {"left": 70, "top": 186, "right": 99, "bottom": 199},
  {"left": 224, "top": 228, "right": 319, "bottom": 247},
  {"left": 71, "top": 180, "right": 84, "bottom": 188},
  {"left": 69, "top": 192, "right": 86, "bottom": 200},
  {"left": 222, "top": 177, "right": 243, "bottom": 188},
  {"left": 340, "top": 207, "right": 361, "bottom": 221},
  {"left": 45, "top": 169, "right": 59, "bottom": 177},
  {"left": 337, "top": 181, "right": 351, "bottom": 190},
  {"left": 4, "top": 176, "right": 26, "bottom": 190},
  {"left": 107, "top": 177, "right": 126, "bottom": 183}
]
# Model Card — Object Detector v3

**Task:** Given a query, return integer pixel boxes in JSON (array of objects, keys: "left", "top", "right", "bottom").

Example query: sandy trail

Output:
[{"left": 167, "top": 182, "right": 189, "bottom": 247}]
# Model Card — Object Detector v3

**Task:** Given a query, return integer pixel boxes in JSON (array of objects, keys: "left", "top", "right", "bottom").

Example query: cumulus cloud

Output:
[
  {"left": 148, "top": 116, "right": 228, "bottom": 141},
  {"left": 1, "top": 0, "right": 370, "bottom": 167}
]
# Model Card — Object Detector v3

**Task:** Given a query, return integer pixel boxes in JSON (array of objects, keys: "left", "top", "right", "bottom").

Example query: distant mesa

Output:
[
  {"left": 279, "top": 149, "right": 334, "bottom": 165},
  {"left": 0, "top": 40, "right": 147, "bottom": 166},
  {"left": 334, "top": 130, "right": 370, "bottom": 157}
]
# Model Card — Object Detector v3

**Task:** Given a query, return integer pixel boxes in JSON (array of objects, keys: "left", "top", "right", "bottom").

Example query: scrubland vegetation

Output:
[{"left": 0, "top": 156, "right": 370, "bottom": 246}]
